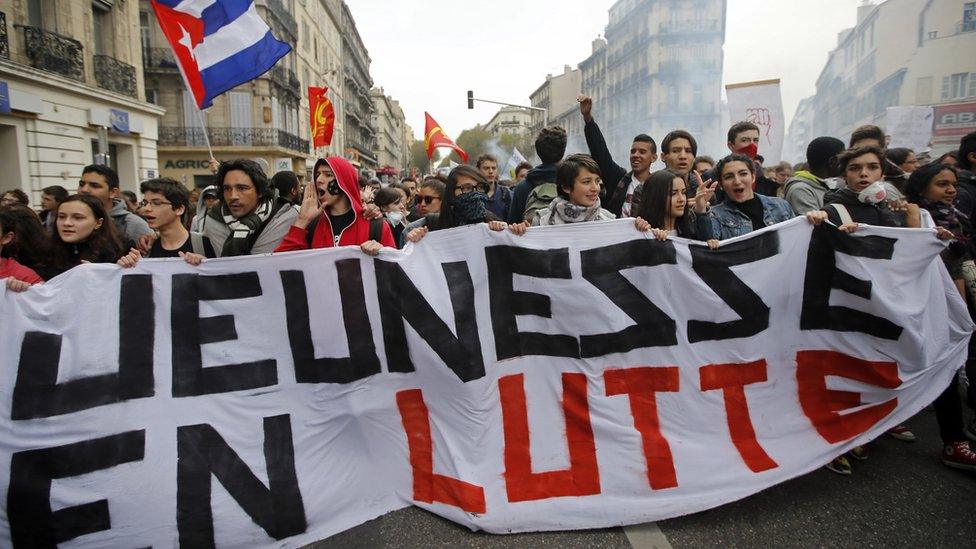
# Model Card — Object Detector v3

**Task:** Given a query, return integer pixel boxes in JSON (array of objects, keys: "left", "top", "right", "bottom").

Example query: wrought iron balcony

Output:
[
  {"left": 159, "top": 126, "right": 309, "bottom": 154},
  {"left": 267, "top": 0, "right": 297, "bottom": 39},
  {"left": 143, "top": 46, "right": 179, "bottom": 71},
  {"left": 21, "top": 25, "right": 83, "bottom": 80},
  {"left": 0, "top": 12, "right": 9, "bottom": 60},
  {"left": 269, "top": 65, "right": 300, "bottom": 99},
  {"left": 94, "top": 54, "right": 137, "bottom": 98}
]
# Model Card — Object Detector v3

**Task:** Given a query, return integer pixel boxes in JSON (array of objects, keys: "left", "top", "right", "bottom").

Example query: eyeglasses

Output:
[
  {"left": 455, "top": 184, "right": 489, "bottom": 195},
  {"left": 139, "top": 199, "right": 172, "bottom": 208},
  {"left": 415, "top": 195, "right": 439, "bottom": 205}
]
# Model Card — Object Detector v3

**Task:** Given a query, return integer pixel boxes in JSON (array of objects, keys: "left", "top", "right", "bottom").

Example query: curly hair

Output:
[{"left": 215, "top": 158, "right": 273, "bottom": 202}]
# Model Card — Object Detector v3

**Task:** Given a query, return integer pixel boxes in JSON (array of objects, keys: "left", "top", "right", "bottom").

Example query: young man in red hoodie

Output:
[{"left": 276, "top": 156, "right": 395, "bottom": 254}]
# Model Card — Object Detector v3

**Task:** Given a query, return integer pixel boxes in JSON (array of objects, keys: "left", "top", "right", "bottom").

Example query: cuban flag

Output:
[{"left": 150, "top": 0, "right": 291, "bottom": 109}]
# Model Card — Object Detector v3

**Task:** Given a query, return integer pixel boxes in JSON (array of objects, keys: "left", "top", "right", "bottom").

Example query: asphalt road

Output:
[{"left": 308, "top": 408, "right": 975, "bottom": 548}]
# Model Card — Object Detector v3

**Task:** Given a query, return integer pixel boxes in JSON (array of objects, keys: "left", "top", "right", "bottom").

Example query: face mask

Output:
[
  {"left": 857, "top": 180, "right": 887, "bottom": 205},
  {"left": 452, "top": 192, "right": 489, "bottom": 225},
  {"left": 385, "top": 211, "right": 404, "bottom": 225},
  {"left": 738, "top": 142, "right": 759, "bottom": 160}
]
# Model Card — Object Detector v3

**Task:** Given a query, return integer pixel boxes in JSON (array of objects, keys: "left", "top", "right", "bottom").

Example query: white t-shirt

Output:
[{"left": 620, "top": 174, "right": 643, "bottom": 218}]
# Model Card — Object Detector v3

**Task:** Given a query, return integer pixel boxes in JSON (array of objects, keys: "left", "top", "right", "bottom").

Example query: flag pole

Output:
[{"left": 194, "top": 107, "right": 215, "bottom": 162}]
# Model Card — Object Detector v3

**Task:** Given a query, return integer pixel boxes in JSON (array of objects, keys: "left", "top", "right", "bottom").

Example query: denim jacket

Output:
[{"left": 709, "top": 194, "right": 796, "bottom": 239}]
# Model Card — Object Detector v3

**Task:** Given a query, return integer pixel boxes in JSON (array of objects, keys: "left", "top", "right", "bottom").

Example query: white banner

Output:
[
  {"left": 0, "top": 219, "right": 971, "bottom": 548},
  {"left": 726, "top": 79, "right": 785, "bottom": 163},
  {"left": 886, "top": 106, "right": 934, "bottom": 152}
]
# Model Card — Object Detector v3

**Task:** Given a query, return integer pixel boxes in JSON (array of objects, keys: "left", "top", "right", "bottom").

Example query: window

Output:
[
  {"left": 140, "top": 11, "right": 151, "bottom": 61},
  {"left": 942, "top": 76, "right": 951, "bottom": 100},
  {"left": 692, "top": 84, "right": 702, "bottom": 108},
  {"left": 915, "top": 76, "right": 932, "bottom": 104},
  {"left": 970, "top": 73, "right": 976, "bottom": 97},
  {"left": 965, "top": 3, "right": 976, "bottom": 32},
  {"left": 27, "top": 0, "right": 56, "bottom": 29},
  {"left": 145, "top": 89, "right": 157, "bottom": 104},
  {"left": 92, "top": 2, "right": 114, "bottom": 56},
  {"left": 951, "top": 73, "right": 968, "bottom": 99},
  {"left": 301, "top": 21, "right": 309, "bottom": 51}
]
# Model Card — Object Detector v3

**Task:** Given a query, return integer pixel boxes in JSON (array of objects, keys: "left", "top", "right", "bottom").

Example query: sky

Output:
[{"left": 346, "top": 0, "right": 861, "bottom": 140}]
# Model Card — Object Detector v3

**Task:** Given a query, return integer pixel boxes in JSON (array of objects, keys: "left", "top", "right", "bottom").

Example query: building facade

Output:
[
  {"left": 529, "top": 65, "right": 581, "bottom": 135},
  {"left": 484, "top": 106, "right": 532, "bottom": 138},
  {"left": 143, "top": 0, "right": 328, "bottom": 188},
  {"left": 587, "top": 0, "right": 726, "bottom": 159},
  {"left": 795, "top": 0, "right": 976, "bottom": 155},
  {"left": 370, "top": 87, "right": 406, "bottom": 171},
  {"left": 0, "top": 0, "right": 164, "bottom": 202},
  {"left": 340, "top": 1, "right": 376, "bottom": 171}
]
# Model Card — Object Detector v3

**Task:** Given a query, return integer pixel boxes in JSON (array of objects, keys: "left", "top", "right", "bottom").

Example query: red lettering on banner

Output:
[
  {"left": 796, "top": 350, "right": 901, "bottom": 444},
  {"left": 499, "top": 373, "right": 600, "bottom": 502},
  {"left": 395, "top": 389, "right": 486, "bottom": 513},
  {"left": 699, "top": 360, "right": 778, "bottom": 473},
  {"left": 604, "top": 367, "right": 679, "bottom": 490}
]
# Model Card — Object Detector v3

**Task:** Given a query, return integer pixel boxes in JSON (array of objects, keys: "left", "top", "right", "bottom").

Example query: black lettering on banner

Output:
[
  {"left": 8, "top": 430, "right": 145, "bottom": 548},
  {"left": 374, "top": 260, "right": 485, "bottom": 382},
  {"left": 800, "top": 224, "right": 903, "bottom": 339},
  {"left": 177, "top": 414, "right": 306, "bottom": 546},
  {"left": 485, "top": 246, "right": 580, "bottom": 360},
  {"left": 171, "top": 273, "right": 277, "bottom": 397},
  {"left": 579, "top": 239, "right": 678, "bottom": 357},
  {"left": 687, "top": 232, "right": 779, "bottom": 342},
  {"left": 280, "top": 262, "right": 381, "bottom": 384},
  {"left": 11, "top": 275, "right": 155, "bottom": 420}
]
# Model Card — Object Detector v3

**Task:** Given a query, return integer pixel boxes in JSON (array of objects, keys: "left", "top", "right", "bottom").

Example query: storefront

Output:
[
  {"left": 932, "top": 101, "right": 976, "bottom": 154},
  {"left": 0, "top": 61, "right": 163, "bottom": 203}
]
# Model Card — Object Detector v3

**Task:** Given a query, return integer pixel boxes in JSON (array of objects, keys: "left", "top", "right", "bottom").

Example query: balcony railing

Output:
[
  {"left": 0, "top": 12, "right": 9, "bottom": 60},
  {"left": 94, "top": 54, "right": 137, "bottom": 97},
  {"left": 270, "top": 65, "right": 300, "bottom": 99},
  {"left": 659, "top": 19, "right": 720, "bottom": 35},
  {"left": 159, "top": 127, "right": 309, "bottom": 154},
  {"left": 267, "top": 0, "right": 297, "bottom": 39},
  {"left": 143, "top": 46, "right": 178, "bottom": 71},
  {"left": 21, "top": 25, "right": 84, "bottom": 80}
]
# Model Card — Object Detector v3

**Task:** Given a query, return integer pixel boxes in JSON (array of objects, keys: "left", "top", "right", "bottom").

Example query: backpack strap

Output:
[
  {"left": 368, "top": 217, "right": 384, "bottom": 242},
  {"left": 304, "top": 215, "right": 320, "bottom": 248},
  {"left": 190, "top": 232, "right": 207, "bottom": 256},
  {"left": 828, "top": 204, "right": 855, "bottom": 226}
]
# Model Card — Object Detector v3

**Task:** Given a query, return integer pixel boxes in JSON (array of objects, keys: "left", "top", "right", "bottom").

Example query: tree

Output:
[{"left": 408, "top": 140, "right": 429, "bottom": 172}]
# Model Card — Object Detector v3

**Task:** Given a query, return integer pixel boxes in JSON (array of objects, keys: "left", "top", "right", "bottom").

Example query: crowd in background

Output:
[{"left": 2, "top": 95, "right": 976, "bottom": 476}]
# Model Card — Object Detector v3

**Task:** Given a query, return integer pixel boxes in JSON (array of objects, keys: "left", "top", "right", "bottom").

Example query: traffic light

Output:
[{"left": 467, "top": 90, "right": 474, "bottom": 109}]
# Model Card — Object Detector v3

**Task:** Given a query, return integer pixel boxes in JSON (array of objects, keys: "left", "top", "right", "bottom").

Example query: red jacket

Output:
[
  {"left": 276, "top": 157, "right": 395, "bottom": 251},
  {"left": 0, "top": 257, "right": 43, "bottom": 284}
]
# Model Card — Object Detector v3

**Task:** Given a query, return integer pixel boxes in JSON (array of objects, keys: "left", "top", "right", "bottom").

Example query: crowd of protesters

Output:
[{"left": 2, "top": 94, "right": 976, "bottom": 476}]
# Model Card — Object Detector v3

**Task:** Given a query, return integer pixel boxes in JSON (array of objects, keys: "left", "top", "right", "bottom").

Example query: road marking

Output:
[{"left": 624, "top": 522, "right": 673, "bottom": 549}]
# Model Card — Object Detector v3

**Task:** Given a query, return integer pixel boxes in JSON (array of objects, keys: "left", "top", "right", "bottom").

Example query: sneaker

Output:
[
  {"left": 826, "top": 456, "right": 852, "bottom": 475},
  {"left": 965, "top": 419, "right": 976, "bottom": 443},
  {"left": 888, "top": 425, "right": 917, "bottom": 442},
  {"left": 848, "top": 445, "right": 868, "bottom": 461},
  {"left": 942, "top": 441, "right": 976, "bottom": 472}
]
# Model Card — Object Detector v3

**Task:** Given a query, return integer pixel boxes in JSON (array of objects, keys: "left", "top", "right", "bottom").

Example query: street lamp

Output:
[{"left": 466, "top": 90, "right": 548, "bottom": 128}]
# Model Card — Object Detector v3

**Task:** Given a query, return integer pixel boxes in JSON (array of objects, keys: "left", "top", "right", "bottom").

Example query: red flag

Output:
[
  {"left": 309, "top": 86, "right": 335, "bottom": 147},
  {"left": 424, "top": 112, "right": 468, "bottom": 163}
]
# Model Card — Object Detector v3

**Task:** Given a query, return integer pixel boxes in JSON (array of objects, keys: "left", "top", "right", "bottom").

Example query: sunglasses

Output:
[{"left": 415, "top": 195, "right": 438, "bottom": 205}]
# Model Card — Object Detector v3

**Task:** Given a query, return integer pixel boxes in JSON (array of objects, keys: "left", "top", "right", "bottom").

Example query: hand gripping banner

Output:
[{"left": 0, "top": 218, "right": 971, "bottom": 547}]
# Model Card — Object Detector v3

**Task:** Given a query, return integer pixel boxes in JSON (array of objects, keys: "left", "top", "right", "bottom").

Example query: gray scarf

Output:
[{"left": 538, "top": 197, "right": 615, "bottom": 225}]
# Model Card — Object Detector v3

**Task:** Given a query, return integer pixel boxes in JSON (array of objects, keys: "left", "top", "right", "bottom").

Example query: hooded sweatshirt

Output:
[
  {"left": 109, "top": 198, "right": 153, "bottom": 249},
  {"left": 275, "top": 157, "right": 395, "bottom": 251},
  {"left": 783, "top": 171, "right": 833, "bottom": 214},
  {"left": 190, "top": 185, "right": 218, "bottom": 232}
]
